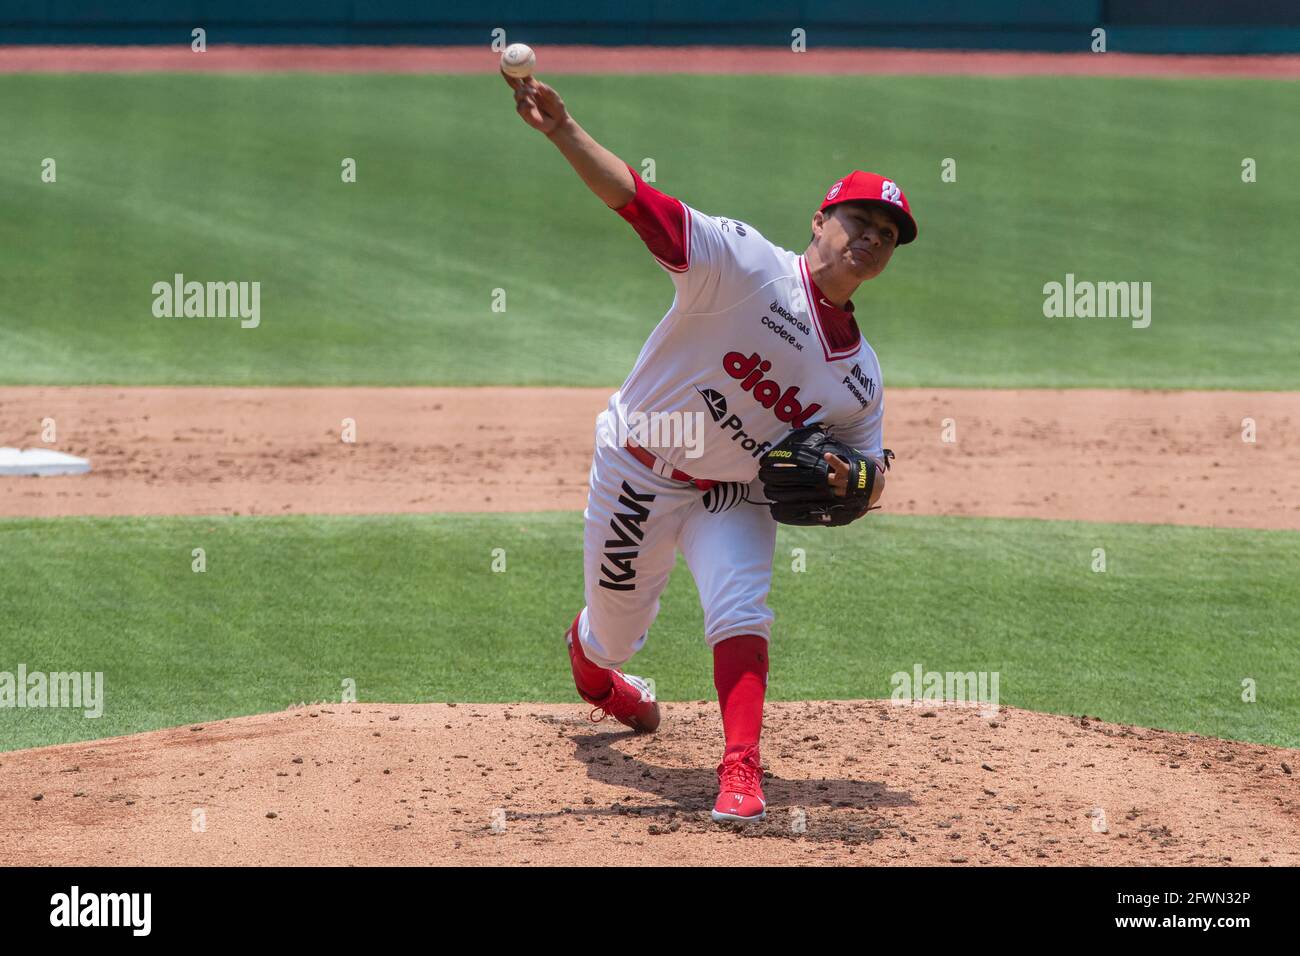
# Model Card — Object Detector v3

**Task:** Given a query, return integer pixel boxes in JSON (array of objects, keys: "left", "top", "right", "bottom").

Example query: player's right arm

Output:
[
  {"left": 505, "top": 73, "right": 750, "bottom": 313},
  {"left": 504, "top": 74, "right": 636, "bottom": 209}
]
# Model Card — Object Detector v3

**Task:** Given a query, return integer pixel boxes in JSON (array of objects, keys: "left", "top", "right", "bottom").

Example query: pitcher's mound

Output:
[{"left": 2, "top": 701, "right": 1295, "bottom": 866}]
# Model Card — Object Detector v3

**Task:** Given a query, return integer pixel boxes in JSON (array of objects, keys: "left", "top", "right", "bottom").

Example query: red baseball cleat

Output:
[
  {"left": 566, "top": 623, "right": 660, "bottom": 733},
  {"left": 712, "top": 745, "right": 767, "bottom": 823}
]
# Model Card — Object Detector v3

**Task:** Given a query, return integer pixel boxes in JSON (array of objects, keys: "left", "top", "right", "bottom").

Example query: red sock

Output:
[
  {"left": 713, "top": 635, "right": 768, "bottom": 757},
  {"left": 568, "top": 611, "right": 613, "bottom": 699}
]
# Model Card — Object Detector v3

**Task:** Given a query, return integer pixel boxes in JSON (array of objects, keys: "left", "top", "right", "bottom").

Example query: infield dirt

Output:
[
  {"left": 3, "top": 386, "right": 1297, "bottom": 529},
  {"left": 2, "top": 701, "right": 1297, "bottom": 866}
]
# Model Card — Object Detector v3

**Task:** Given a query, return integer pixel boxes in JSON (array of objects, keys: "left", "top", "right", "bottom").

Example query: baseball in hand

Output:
[{"left": 501, "top": 43, "right": 536, "bottom": 79}]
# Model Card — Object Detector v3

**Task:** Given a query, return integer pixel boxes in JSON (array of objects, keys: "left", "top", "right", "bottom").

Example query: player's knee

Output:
[{"left": 583, "top": 609, "right": 649, "bottom": 667}]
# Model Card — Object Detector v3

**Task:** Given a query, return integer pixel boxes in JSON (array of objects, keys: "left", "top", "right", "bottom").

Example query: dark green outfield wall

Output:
[{"left": 2, "top": 0, "right": 1299, "bottom": 54}]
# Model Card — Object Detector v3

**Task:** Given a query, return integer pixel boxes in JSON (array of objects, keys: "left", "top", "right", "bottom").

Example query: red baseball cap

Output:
[{"left": 819, "top": 171, "right": 917, "bottom": 245}]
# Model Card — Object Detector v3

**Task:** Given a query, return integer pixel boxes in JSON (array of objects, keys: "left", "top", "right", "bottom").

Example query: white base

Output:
[{"left": 0, "top": 447, "right": 92, "bottom": 477}]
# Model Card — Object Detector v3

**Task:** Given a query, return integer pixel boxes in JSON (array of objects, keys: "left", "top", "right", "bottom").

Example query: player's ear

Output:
[{"left": 810, "top": 210, "right": 825, "bottom": 244}]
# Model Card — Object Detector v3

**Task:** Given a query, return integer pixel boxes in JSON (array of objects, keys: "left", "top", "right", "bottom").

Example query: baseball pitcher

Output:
[{"left": 504, "top": 71, "right": 914, "bottom": 823}]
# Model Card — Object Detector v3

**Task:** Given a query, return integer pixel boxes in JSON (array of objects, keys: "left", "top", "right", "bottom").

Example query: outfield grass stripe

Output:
[
  {"left": 1, "top": 74, "right": 1297, "bottom": 387},
  {"left": 0, "top": 512, "right": 1295, "bottom": 751}
]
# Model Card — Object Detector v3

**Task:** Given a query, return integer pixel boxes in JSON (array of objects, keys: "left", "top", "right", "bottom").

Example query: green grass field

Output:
[
  {"left": 2, "top": 512, "right": 1295, "bottom": 752},
  {"left": 2, "top": 71, "right": 1296, "bottom": 758},
  {"left": 2, "top": 73, "right": 1297, "bottom": 389}
]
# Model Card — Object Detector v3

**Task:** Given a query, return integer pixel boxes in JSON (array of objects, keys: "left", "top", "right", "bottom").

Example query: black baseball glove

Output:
[{"left": 757, "top": 425, "right": 893, "bottom": 527}]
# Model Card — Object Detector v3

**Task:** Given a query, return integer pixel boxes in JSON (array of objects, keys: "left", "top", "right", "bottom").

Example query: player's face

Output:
[{"left": 814, "top": 203, "right": 898, "bottom": 282}]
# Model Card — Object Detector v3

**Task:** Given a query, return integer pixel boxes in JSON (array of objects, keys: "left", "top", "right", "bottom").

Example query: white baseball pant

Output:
[{"left": 575, "top": 409, "right": 777, "bottom": 669}]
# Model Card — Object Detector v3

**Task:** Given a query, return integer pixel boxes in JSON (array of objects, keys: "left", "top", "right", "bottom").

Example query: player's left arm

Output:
[{"left": 825, "top": 396, "right": 888, "bottom": 502}]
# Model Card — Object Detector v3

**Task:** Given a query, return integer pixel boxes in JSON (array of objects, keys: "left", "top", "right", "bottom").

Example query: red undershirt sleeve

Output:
[{"left": 614, "top": 165, "right": 690, "bottom": 273}]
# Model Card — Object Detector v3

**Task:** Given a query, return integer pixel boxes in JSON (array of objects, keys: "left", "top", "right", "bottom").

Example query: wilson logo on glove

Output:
[{"left": 757, "top": 425, "right": 894, "bottom": 528}]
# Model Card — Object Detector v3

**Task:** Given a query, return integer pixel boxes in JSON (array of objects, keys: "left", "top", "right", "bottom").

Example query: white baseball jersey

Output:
[{"left": 607, "top": 176, "right": 885, "bottom": 482}]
